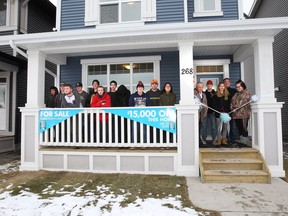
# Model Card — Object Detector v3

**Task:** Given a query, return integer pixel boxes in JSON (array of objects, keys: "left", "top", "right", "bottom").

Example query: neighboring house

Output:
[
  {"left": 249, "top": 0, "right": 288, "bottom": 142},
  {"left": 0, "top": 0, "right": 287, "bottom": 178},
  {"left": 0, "top": 0, "right": 56, "bottom": 153}
]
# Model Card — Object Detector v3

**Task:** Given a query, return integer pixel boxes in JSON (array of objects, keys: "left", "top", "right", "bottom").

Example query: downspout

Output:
[
  {"left": 9, "top": 39, "right": 28, "bottom": 59},
  {"left": 21, "top": 0, "right": 30, "bottom": 7}
]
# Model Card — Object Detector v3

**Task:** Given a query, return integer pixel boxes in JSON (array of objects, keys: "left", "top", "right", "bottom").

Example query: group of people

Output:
[
  {"left": 46, "top": 79, "right": 177, "bottom": 110},
  {"left": 46, "top": 77, "right": 250, "bottom": 146},
  {"left": 195, "top": 78, "right": 251, "bottom": 147},
  {"left": 46, "top": 79, "right": 176, "bottom": 144}
]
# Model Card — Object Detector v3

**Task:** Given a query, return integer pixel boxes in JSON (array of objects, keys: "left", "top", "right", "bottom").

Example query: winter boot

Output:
[
  {"left": 221, "top": 138, "right": 228, "bottom": 145},
  {"left": 216, "top": 138, "right": 222, "bottom": 146},
  {"left": 239, "top": 135, "right": 243, "bottom": 144},
  {"left": 242, "top": 136, "right": 248, "bottom": 145}
]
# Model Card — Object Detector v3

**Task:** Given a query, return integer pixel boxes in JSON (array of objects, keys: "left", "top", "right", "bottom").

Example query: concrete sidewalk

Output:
[{"left": 187, "top": 177, "right": 288, "bottom": 216}]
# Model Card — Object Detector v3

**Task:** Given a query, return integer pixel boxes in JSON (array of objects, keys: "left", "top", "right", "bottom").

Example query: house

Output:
[
  {"left": 0, "top": 0, "right": 56, "bottom": 153},
  {"left": 0, "top": 0, "right": 287, "bottom": 178},
  {"left": 249, "top": 0, "right": 288, "bottom": 143}
]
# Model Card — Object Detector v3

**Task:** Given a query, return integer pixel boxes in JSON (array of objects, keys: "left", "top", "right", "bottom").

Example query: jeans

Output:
[
  {"left": 216, "top": 118, "right": 228, "bottom": 138},
  {"left": 202, "top": 113, "right": 217, "bottom": 140}
]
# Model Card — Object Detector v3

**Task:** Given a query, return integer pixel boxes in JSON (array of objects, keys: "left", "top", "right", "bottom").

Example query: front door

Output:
[{"left": 0, "top": 77, "right": 8, "bottom": 131}]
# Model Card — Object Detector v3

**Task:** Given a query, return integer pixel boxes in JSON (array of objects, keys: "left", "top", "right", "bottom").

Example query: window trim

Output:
[
  {"left": 81, "top": 56, "right": 161, "bottom": 92},
  {"left": 194, "top": 59, "right": 230, "bottom": 84},
  {"left": 193, "top": 0, "right": 223, "bottom": 17},
  {"left": 0, "top": 0, "right": 9, "bottom": 27}
]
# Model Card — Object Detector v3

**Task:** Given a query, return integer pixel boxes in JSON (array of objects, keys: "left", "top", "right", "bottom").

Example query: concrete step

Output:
[
  {"left": 203, "top": 170, "right": 270, "bottom": 183},
  {"left": 202, "top": 158, "right": 263, "bottom": 170}
]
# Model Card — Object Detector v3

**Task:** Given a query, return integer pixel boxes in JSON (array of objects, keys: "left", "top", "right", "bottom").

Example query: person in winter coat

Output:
[
  {"left": 146, "top": 79, "right": 161, "bottom": 106},
  {"left": 115, "top": 85, "right": 131, "bottom": 142},
  {"left": 46, "top": 86, "right": 58, "bottom": 108},
  {"left": 159, "top": 82, "right": 176, "bottom": 106},
  {"left": 231, "top": 80, "right": 251, "bottom": 145},
  {"left": 212, "top": 82, "right": 231, "bottom": 145},
  {"left": 129, "top": 81, "right": 150, "bottom": 145},
  {"left": 194, "top": 82, "right": 208, "bottom": 145},
  {"left": 61, "top": 84, "right": 81, "bottom": 108},
  {"left": 90, "top": 86, "right": 111, "bottom": 143},
  {"left": 203, "top": 80, "right": 217, "bottom": 145},
  {"left": 116, "top": 85, "right": 131, "bottom": 107},
  {"left": 90, "top": 86, "right": 111, "bottom": 122}
]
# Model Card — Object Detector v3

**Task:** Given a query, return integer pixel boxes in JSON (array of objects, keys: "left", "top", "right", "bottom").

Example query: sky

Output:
[{"left": 49, "top": 0, "right": 255, "bottom": 15}]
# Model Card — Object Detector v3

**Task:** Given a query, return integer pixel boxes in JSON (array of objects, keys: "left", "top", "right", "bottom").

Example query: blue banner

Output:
[
  {"left": 39, "top": 109, "right": 83, "bottom": 133},
  {"left": 103, "top": 107, "right": 176, "bottom": 134}
]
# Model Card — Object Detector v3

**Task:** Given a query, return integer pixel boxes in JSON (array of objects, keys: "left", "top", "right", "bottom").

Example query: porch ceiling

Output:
[{"left": 1, "top": 17, "right": 288, "bottom": 59}]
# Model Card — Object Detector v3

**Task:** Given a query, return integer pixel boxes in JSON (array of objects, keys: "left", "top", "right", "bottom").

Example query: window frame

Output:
[
  {"left": 193, "top": 0, "right": 223, "bottom": 17},
  {"left": 81, "top": 56, "right": 161, "bottom": 93},
  {"left": 193, "top": 59, "right": 230, "bottom": 86},
  {"left": 99, "top": 0, "right": 142, "bottom": 24},
  {"left": 0, "top": 0, "right": 9, "bottom": 27}
]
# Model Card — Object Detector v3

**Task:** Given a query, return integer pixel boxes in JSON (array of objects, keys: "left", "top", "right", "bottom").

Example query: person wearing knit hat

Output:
[
  {"left": 129, "top": 81, "right": 150, "bottom": 107},
  {"left": 206, "top": 80, "right": 213, "bottom": 86},
  {"left": 147, "top": 79, "right": 161, "bottom": 106},
  {"left": 128, "top": 81, "right": 150, "bottom": 145},
  {"left": 203, "top": 80, "right": 217, "bottom": 145}
]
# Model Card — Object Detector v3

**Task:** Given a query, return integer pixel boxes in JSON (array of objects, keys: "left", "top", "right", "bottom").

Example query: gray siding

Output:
[
  {"left": 188, "top": 0, "right": 239, "bottom": 22},
  {"left": 0, "top": 45, "right": 13, "bottom": 56},
  {"left": 60, "top": 0, "right": 239, "bottom": 29},
  {"left": 61, "top": 0, "right": 88, "bottom": 30},
  {"left": 253, "top": 0, "right": 288, "bottom": 141},
  {"left": 27, "top": 0, "right": 56, "bottom": 33},
  {"left": 229, "top": 62, "right": 241, "bottom": 86},
  {"left": 155, "top": 0, "right": 184, "bottom": 23},
  {"left": 274, "top": 29, "right": 288, "bottom": 142}
]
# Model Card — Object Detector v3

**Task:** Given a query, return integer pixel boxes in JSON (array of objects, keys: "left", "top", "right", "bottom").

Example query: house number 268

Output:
[{"left": 181, "top": 68, "right": 193, "bottom": 75}]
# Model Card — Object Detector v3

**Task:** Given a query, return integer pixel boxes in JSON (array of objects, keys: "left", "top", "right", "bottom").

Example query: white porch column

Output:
[
  {"left": 253, "top": 38, "right": 276, "bottom": 103},
  {"left": 178, "top": 42, "right": 195, "bottom": 105},
  {"left": 26, "top": 50, "right": 46, "bottom": 108},
  {"left": 176, "top": 42, "right": 199, "bottom": 176},
  {"left": 20, "top": 50, "right": 46, "bottom": 171},
  {"left": 252, "top": 38, "right": 285, "bottom": 177}
]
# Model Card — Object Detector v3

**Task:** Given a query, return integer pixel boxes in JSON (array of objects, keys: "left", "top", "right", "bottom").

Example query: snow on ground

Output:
[
  {"left": 0, "top": 188, "right": 198, "bottom": 216},
  {"left": 0, "top": 161, "right": 200, "bottom": 216}
]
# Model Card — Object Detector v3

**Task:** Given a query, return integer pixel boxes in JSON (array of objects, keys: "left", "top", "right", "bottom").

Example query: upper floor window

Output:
[
  {"left": 85, "top": 0, "right": 156, "bottom": 26},
  {"left": 193, "top": 0, "right": 223, "bottom": 17},
  {"left": 0, "top": 0, "right": 7, "bottom": 26},
  {"left": 100, "top": 0, "right": 141, "bottom": 24}
]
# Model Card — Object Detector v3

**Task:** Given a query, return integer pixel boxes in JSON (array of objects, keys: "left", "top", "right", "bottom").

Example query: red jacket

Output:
[{"left": 90, "top": 93, "right": 111, "bottom": 122}]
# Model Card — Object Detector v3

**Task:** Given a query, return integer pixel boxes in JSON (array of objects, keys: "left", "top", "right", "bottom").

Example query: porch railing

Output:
[{"left": 39, "top": 107, "right": 177, "bottom": 148}]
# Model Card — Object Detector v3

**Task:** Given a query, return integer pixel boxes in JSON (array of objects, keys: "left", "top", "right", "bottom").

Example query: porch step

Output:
[
  {"left": 199, "top": 148, "right": 271, "bottom": 183},
  {"left": 203, "top": 170, "right": 270, "bottom": 183}
]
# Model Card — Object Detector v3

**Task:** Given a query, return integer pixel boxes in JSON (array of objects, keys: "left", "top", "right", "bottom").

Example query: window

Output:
[
  {"left": 82, "top": 56, "right": 161, "bottom": 92},
  {"left": 193, "top": 0, "right": 223, "bottom": 17},
  {"left": 196, "top": 65, "right": 224, "bottom": 73},
  {"left": 0, "top": 0, "right": 7, "bottom": 26},
  {"left": 99, "top": 0, "right": 141, "bottom": 24},
  {"left": 85, "top": 0, "right": 156, "bottom": 26}
]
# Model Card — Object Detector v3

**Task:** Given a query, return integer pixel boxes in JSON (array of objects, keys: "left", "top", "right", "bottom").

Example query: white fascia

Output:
[{"left": 0, "top": 17, "right": 288, "bottom": 48}]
